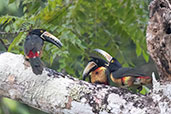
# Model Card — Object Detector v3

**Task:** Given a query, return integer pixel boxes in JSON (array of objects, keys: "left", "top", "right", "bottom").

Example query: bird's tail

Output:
[{"left": 29, "top": 57, "right": 44, "bottom": 75}]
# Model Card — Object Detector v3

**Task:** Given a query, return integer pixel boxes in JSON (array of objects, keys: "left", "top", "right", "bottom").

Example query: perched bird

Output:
[
  {"left": 24, "top": 29, "right": 63, "bottom": 75},
  {"left": 94, "top": 49, "right": 152, "bottom": 90},
  {"left": 82, "top": 57, "right": 109, "bottom": 85}
]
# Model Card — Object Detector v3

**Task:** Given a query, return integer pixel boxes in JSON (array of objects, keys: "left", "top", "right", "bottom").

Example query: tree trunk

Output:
[{"left": 147, "top": 0, "right": 171, "bottom": 81}]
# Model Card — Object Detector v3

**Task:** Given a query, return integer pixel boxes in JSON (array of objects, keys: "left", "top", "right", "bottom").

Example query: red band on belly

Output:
[
  {"left": 137, "top": 76, "right": 150, "bottom": 79},
  {"left": 28, "top": 51, "right": 39, "bottom": 58}
]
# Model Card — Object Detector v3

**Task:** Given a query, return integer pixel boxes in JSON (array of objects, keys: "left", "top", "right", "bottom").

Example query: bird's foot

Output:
[{"left": 24, "top": 59, "right": 31, "bottom": 68}]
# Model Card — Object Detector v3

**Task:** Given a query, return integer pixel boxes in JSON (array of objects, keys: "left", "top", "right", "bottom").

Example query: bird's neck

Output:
[{"left": 108, "top": 66, "right": 121, "bottom": 72}]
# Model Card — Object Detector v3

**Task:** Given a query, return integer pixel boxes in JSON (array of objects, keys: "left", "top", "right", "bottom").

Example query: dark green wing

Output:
[{"left": 111, "top": 67, "right": 146, "bottom": 79}]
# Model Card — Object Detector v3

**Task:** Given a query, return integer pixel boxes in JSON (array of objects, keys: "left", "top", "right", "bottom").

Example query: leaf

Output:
[
  {"left": 3, "top": 98, "right": 30, "bottom": 114},
  {"left": 23, "top": 6, "right": 27, "bottom": 12},
  {"left": 143, "top": 50, "right": 149, "bottom": 62},
  {"left": 140, "top": 86, "right": 150, "bottom": 95},
  {"left": 136, "top": 44, "right": 142, "bottom": 57},
  {"left": 8, "top": 0, "right": 15, "bottom": 4},
  {"left": 8, "top": 32, "right": 24, "bottom": 52},
  {"left": 77, "top": 10, "right": 86, "bottom": 19}
]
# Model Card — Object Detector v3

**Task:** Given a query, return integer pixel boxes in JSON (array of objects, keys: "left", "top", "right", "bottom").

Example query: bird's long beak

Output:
[
  {"left": 41, "top": 31, "right": 63, "bottom": 48},
  {"left": 83, "top": 61, "right": 97, "bottom": 80},
  {"left": 94, "top": 49, "right": 112, "bottom": 62}
]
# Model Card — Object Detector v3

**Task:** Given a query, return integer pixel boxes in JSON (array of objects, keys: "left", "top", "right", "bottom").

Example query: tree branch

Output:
[
  {"left": 0, "top": 52, "right": 170, "bottom": 114},
  {"left": 0, "top": 39, "right": 8, "bottom": 50}
]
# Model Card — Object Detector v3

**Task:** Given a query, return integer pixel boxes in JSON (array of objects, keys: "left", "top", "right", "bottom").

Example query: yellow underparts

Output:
[
  {"left": 110, "top": 74, "right": 134, "bottom": 87},
  {"left": 90, "top": 67, "right": 108, "bottom": 84}
]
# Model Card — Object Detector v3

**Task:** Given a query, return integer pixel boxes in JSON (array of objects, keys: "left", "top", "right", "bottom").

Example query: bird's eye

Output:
[
  {"left": 40, "top": 30, "right": 43, "bottom": 33},
  {"left": 95, "top": 72, "right": 98, "bottom": 75},
  {"left": 111, "top": 60, "right": 114, "bottom": 63}
]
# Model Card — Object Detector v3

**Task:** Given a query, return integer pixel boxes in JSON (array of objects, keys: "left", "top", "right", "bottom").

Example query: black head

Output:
[
  {"left": 28, "top": 29, "right": 63, "bottom": 48},
  {"left": 29, "top": 29, "right": 46, "bottom": 37},
  {"left": 89, "top": 56, "right": 108, "bottom": 67},
  {"left": 93, "top": 49, "right": 122, "bottom": 72},
  {"left": 108, "top": 57, "right": 122, "bottom": 72},
  {"left": 82, "top": 57, "right": 107, "bottom": 81}
]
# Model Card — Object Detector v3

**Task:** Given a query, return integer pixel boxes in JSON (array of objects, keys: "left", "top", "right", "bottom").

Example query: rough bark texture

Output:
[
  {"left": 0, "top": 52, "right": 171, "bottom": 114},
  {"left": 147, "top": 0, "right": 171, "bottom": 81}
]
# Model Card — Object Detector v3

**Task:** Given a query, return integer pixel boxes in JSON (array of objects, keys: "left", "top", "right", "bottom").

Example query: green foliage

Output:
[
  {"left": 0, "top": 98, "right": 47, "bottom": 114},
  {"left": 0, "top": 0, "right": 149, "bottom": 78},
  {"left": 2, "top": 98, "right": 29, "bottom": 114},
  {"left": 140, "top": 86, "right": 150, "bottom": 95}
]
